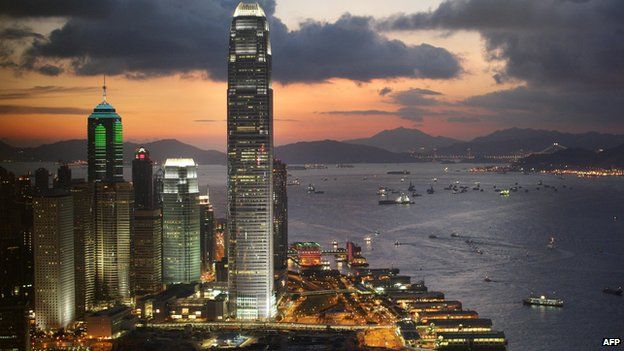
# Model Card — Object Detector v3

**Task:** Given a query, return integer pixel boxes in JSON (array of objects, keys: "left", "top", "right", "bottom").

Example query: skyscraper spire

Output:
[{"left": 102, "top": 75, "right": 107, "bottom": 102}]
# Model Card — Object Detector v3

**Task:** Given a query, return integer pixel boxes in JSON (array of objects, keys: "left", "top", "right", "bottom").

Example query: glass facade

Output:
[
  {"left": 162, "top": 158, "right": 201, "bottom": 284},
  {"left": 88, "top": 101, "right": 124, "bottom": 183},
  {"left": 227, "top": 2, "right": 275, "bottom": 320}
]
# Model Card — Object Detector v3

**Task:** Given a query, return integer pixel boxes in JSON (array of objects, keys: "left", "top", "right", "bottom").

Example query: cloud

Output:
[
  {"left": 0, "top": 85, "right": 98, "bottom": 100},
  {"left": 378, "top": 87, "right": 392, "bottom": 96},
  {"left": 318, "top": 109, "right": 397, "bottom": 116},
  {"left": 447, "top": 116, "right": 480, "bottom": 123},
  {"left": 0, "top": 0, "right": 461, "bottom": 83},
  {"left": 377, "top": 0, "right": 624, "bottom": 91},
  {"left": 0, "top": 105, "right": 90, "bottom": 115},
  {"left": 193, "top": 119, "right": 220, "bottom": 123},
  {"left": 391, "top": 87, "right": 444, "bottom": 106},
  {"left": 0, "top": 27, "right": 45, "bottom": 40}
]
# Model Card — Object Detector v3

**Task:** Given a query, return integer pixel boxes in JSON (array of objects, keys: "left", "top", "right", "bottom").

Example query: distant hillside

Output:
[
  {"left": 275, "top": 140, "right": 414, "bottom": 164},
  {"left": 514, "top": 143, "right": 624, "bottom": 170},
  {"left": 345, "top": 127, "right": 458, "bottom": 153},
  {"left": 0, "top": 139, "right": 226, "bottom": 164},
  {"left": 439, "top": 128, "right": 624, "bottom": 156}
]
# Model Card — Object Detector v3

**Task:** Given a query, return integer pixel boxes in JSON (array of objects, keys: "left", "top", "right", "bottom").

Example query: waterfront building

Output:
[
  {"left": 87, "top": 80, "right": 123, "bottom": 183},
  {"left": 54, "top": 164, "right": 72, "bottom": 190},
  {"left": 132, "top": 147, "right": 153, "bottom": 209},
  {"left": 227, "top": 1, "right": 275, "bottom": 320},
  {"left": 162, "top": 158, "right": 200, "bottom": 284},
  {"left": 94, "top": 182, "right": 133, "bottom": 303},
  {"left": 272, "top": 160, "right": 288, "bottom": 296},
  {"left": 34, "top": 167, "right": 49, "bottom": 193},
  {"left": 0, "top": 168, "right": 34, "bottom": 301},
  {"left": 0, "top": 298, "right": 30, "bottom": 351},
  {"left": 292, "top": 242, "right": 322, "bottom": 267},
  {"left": 199, "top": 190, "right": 215, "bottom": 274},
  {"left": 132, "top": 208, "right": 163, "bottom": 295},
  {"left": 33, "top": 190, "right": 75, "bottom": 330},
  {"left": 71, "top": 181, "right": 95, "bottom": 318}
]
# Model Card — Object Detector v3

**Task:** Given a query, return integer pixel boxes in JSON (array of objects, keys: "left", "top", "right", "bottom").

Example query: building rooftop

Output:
[
  {"left": 164, "top": 158, "right": 197, "bottom": 167},
  {"left": 233, "top": 2, "right": 266, "bottom": 18}
]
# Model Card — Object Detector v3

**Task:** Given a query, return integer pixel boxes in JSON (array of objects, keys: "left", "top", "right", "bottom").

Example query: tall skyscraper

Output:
[
  {"left": 71, "top": 181, "right": 95, "bottom": 318},
  {"left": 94, "top": 182, "right": 133, "bottom": 303},
  {"left": 33, "top": 190, "right": 75, "bottom": 330},
  {"left": 132, "top": 147, "right": 153, "bottom": 209},
  {"left": 199, "top": 189, "right": 215, "bottom": 275},
  {"left": 54, "top": 164, "right": 72, "bottom": 190},
  {"left": 87, "top": 81, "right": 123, "bottom": 183},
  {"left": 273, "top": 159, "right": 288, "bottom": 298},
  {"left": 227, "top": 2, "right": 275, "bottom": 320},
  {"left": 153, "top": 167, "right": 164, "bottom": 208},
  {"left": 34, "top": 167, "right": 49, "bottom": 194},
  {"left": 132, "top": 209, "right": 162, "bottom": 295},
  {"left": 162, "top": 158, "right": 200, "bottom": 284}
]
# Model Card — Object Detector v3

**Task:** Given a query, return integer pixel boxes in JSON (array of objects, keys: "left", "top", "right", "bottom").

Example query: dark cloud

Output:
[
  {"left": 391, "top": 88, "right": 444, "bottom": 106},
  {"left": 378, "top": 87, "right": 392, "bottom": 96},
  {"left": 0, "top": 27, "right": 45, "bottom": 40},
  {"left": 447, "top": 116, "right": 480, "bottom": 123},
  {"left": 377, "top": 0, "right": 624, "bottom": 91},
  {"left": 0, "top": 0, "right": 461, "bottom": 83},
  {"left": 0, "top": 85, "right": 98, "bottom": 99},
  {"left": 318, "top": 109, "right": 397, "bottom": 116},
  {"left": 0, "top": 105, "right": 90, "bottom": 115}
]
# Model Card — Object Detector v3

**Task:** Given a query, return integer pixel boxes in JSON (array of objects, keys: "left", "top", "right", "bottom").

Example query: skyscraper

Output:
[
  {"left": 71, "top": 181, "right": 95, "bottom": 318},
  {"left": 94, "top": 182, "right": 133, "bottom": 303},
  {"left": 33, "top": 190, "right": 75, "bottom": 330},
  {"left": 162, "top": 158, "right": 200, "bottom": 284},
  {"left": 132, "top": 208, "right": 162, "bottom": 295},
  {"left": 34, "top": 167, "right": 49, "bottom": 194},
  {"left": 87, "top": 81, "right": 123, "bottom": 183},
  {"left": 227, "top": 2, "right": 275, "bottom": 320},
  {"left": 199, "top": 189, "right": 215, "bottom": 275},
  {"left": 132, "top": 147, "right": 153, "bottom": 209},
  {"left": 273, "top": 159, "right": 288, "bottom": 298}
]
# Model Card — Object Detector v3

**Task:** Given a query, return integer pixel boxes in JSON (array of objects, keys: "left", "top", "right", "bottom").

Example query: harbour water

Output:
[{"left": 4, "top": 162, "right": 624, "bottom": 350}]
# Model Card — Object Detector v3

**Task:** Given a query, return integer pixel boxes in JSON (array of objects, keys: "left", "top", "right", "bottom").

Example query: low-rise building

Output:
[{"left": 85, "top": 305, "right": 136, "bottom": 339}]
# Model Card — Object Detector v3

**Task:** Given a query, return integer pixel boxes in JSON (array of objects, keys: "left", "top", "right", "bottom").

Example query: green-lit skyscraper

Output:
[{"left": 88, "top": 81, "right": 123, "bottom": 183}]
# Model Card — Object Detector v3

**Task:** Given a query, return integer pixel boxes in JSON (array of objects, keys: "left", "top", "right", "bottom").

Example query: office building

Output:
[
  {"left": 33, "top": 190, "right": 75, "bottom": 330},
  {"left": 132, "top": 147, "right": 153, "bottom": 209},
  {"left": 272, "top": 160, "right": 288, "bottom": 296},
  {"left": 54, "top": 164, "right": 72, "bottom": 190},
  {"left": 199, "top": 190, "right": 215, "bottom": 274},
  {"left": 132, "top": 209, "right": 163, "bottom": 295},
  {"left": 162, "top": 158, "right": 200, "bottom": 284},
  {"left": 226, "top": 1, "right": 275, "bottom": 320}
]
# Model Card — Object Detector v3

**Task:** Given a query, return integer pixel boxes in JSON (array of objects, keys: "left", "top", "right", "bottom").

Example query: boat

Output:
[
  {"left": 377, "top": 187, "right": 388, "bottom": 196},
  {"left": 396, "top": 193, "right": 414, "bottom": 204},
  {"left": 400, "top": 178, "right": 406, "bottom": 183},
  {"left": 547, "top": 237, "right": 555, "bottom": 249},
  {"left": 451, "top": 232, "right": 460, "bottom": 238},
  {"left": 387, "top": 170, "right": 410, "bottom": 175},
  {"left": 374, "top": 230, "right": 380, "bottom": 237},
  {"left": 426, "top": 185, "right": 435, "bottom": 194},
  {"left": 523, "top": 294, "right": 564, "bottom": 307},
  {"left": 305, "top": 163, "right": 327, "bottom": 169},
  {"left": 484, "top": 275, "right": 492, "bottom": 282},
  {"left": 287, "top": 178, "right": 301, "bottom": 186},
  {"left": 364, "top": 236, "right": 372, "bottom": 244},
  {"left": 475, "top": 249, "right": 484, "bottom": 255},
  {"left": 499, "top": 189, "right": 510, "bottom": 197},
  {"left": 336, "top": 164, "right": 354, "bottom": 168},
  {"left": 432, "top": 178, "right": 438, "bottom": 183},
  {"left": 603, "top": 287, "right": 623, "bottom": 296},
  {"left": 307, "top": 184, "right": 316, "bottom": 193},
  {"left": 394, "top": 240, "right": 402, "bottom": 246},
  {"left": 408, "top": 182, "right": 415, "bottom": 192},
  {"left": 428, "top": 234, "right": 438, "bottom": 239}
]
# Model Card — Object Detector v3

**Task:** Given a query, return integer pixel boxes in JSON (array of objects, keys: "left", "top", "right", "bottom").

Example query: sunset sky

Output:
[{"left": 1, "top": 0, "right": 622, "bottom": 151}]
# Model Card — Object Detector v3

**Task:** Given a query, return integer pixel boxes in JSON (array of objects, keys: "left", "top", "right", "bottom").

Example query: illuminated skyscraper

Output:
[
  {"left": 199, "top": 190, "right": 215, "bottom": 275},
  {"left": 33, "top": 190, "right": 75, "bottom": 330},
  {"left": 227, "top": 2, "right": 275, "bottom": 320},
  {"left": 162, "top": 158, "right": 200, "bottom": 284},
  {"left": 132, "top": 147, "right": 153, "bottom": 209},
  {"left": 71, "top": 181, "right": 95, "bottom": 318},
  {"left": 94, "top": 182, "right": 133, "bottom": 303},
  {"left": 87, "top": 80, "right": 123, "bottom": 183},
  {"left": 273, "top": 160, "right": 288, "bottom": 297},
  {"left": 132, "top": 208, "right": 162, "bottom": 295}
]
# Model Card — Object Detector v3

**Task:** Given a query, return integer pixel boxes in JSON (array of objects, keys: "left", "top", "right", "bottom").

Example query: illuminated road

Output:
[
  {"left": 291, "top": 288, "right": 373, "bottom": 296},
  {"left": 147, "top": 321, "right": 392, "bottom": 331}
]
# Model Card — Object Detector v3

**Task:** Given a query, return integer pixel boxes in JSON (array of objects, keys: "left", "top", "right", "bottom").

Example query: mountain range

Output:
[
  {"left": 2, "top": 127, "right": 623, "bottom": 165},
  {"left": 514, "top": 143, "right": 624, "bottom": 170}
]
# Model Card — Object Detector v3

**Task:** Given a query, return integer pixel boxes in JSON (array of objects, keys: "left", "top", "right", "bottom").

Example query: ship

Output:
[
  {"left": 523, "top": 294, "right": 564, "bottom": 307},
  {"left": 408, "top": 182, "right": 415, "bottom": 191},
  {"left": 426, "top": 185, "right": 435, "bottom": 194},
  {"left": 307, "top": 184, "right": 325, "bottom": 194},
  {"left": 484, "top": 275, "right": 492, "bottom": 283},
  {"left": 451, "top": 232, "right": 460, "bottom": 238},
  {"left": 377, "top": 187, "right": 388, "bottom": 196},
  {"left": 379, "top": 193, "right": 414, "bottom": 205},
  {"left": 428, "top": 234, "right": 438, "bottom": 239},
  {"left": 387, "top": 170, "right": 410, "bottom": 175},
  {"left": 603, "top": 287, "right": 623, "bottom": 296},
  {"left": 547, "top": 237, "right": 556, "bottom": 249}
]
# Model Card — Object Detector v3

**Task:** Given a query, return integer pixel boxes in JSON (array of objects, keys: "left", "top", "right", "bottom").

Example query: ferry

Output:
[
  {"left": 379, "top": 193, "right": 414, "bottom": 205},
  {"left": 523, "top": 294, "right": 564, "bottom": 307},
  {"left": 603, "top": 287, "right": 623, "bottom": 296},
  {"left": 547, "top": 237, "right": 556, "bottom": 249}
]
